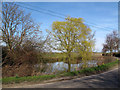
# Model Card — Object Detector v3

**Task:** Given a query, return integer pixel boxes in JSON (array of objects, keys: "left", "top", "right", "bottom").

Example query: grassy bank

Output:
[
  {"left": 2, "top": 60, "right": 119, "bottom": 84},
  {"left": 60, "top": 60, "right": 119, "bottom": 77},
  {"left": 2, "top": 75, "right": 56, "bottom": 84}
]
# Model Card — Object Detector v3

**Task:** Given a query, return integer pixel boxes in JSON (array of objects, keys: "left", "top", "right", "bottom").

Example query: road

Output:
[{"left": 11, "top": 67, "right": 119, "bottom": 88}]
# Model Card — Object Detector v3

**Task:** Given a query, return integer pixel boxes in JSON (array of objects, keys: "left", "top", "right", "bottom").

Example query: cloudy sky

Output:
[{"left": 15, "top": 2, "right": 118, "bottom": 52}]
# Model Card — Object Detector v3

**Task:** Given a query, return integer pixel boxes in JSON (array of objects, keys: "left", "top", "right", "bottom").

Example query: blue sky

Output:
[{"left": 16, "top": 2, "right": 118, "bottom": 52}]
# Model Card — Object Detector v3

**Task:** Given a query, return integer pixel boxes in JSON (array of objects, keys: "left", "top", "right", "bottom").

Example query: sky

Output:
[{"left": 15, "top": 2, "right": 118, "bottom": 52}]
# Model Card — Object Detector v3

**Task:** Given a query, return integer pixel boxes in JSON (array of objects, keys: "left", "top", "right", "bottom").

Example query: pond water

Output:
[{"left": 34, "top": 60, "right": 99, "bottom": 74}]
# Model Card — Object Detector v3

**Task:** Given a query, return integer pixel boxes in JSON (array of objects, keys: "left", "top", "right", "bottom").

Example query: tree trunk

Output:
[
  {"left": 68, "top": 58, "right": 71, "bottom": 72},
  {"left": 110, "top": 49, "right": 113, "bottom": 56},
  {"left": 67, "top": 53, "right": 71, "bottom": 72}
]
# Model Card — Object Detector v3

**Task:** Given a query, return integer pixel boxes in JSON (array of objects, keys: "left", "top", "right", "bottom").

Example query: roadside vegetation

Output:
[{"left": 2, "top": 60, "right": 119, "bottom": 84}]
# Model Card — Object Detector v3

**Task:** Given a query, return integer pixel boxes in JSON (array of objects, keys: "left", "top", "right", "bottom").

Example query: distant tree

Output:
[
  {"left": 102, "top": 30, "right": 119, "bottom": 56},
  {"left": 102, "top": 44, "right": 109, "bottom": 54},
  {"left": 112, "top": 31, "right": 119, "bottom": 52},
  {"left": 48, "top": 17, "right": 95, "bottom": 72}
]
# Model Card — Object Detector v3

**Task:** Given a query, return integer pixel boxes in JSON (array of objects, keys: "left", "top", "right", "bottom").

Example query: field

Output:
[{"left": 39, "top": 52, "right": 114, "bottom": 64}]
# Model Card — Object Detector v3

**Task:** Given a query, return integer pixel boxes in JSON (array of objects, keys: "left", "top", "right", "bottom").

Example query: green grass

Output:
[
  {"left": 2, "top": 60, "right": 119, "bottom": 84},
  {"left": 2, "top": 75, "right": 56, "bottom": 84},
  {"left": 60, "top": 60, "right": 118, "bottom": 76}
]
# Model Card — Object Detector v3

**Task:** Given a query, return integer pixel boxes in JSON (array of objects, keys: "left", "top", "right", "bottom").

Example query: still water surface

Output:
[{"left": 35, "top": 60, "right": 99, "bottom": 74}]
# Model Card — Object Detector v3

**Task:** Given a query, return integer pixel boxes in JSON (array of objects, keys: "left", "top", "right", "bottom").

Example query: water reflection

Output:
[{"left": 34, "top": 60, "right": 98, "bottom": 74}]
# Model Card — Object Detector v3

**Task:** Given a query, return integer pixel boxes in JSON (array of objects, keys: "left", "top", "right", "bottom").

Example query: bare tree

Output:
[
  {"left": 102, "top": 44, "right": 109, "bottom": 53},
  {"left": 102, "top": 30, "right": 119, "bottom": 56},
  {"left": 112, "top": 31, "right": 119, "bottom": 52},
  {"left": 1, "top": 2, "right": 41, "bottom": 51},
  {"left": 0, "top": 2, "right": 46, "bottom": 66}
]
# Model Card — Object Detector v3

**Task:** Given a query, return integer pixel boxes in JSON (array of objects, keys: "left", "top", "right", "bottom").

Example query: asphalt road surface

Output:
[{"left": 12, "top": 68, "right": 119, "bottom": 88}]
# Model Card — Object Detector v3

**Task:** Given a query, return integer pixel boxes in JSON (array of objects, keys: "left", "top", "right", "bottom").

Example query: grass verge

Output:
[
  {"left": 2, "top": 60, "right": 119, "bottom": 84},
  {"left": 59, "top": 60, "right": 119, "bottom": 77}
]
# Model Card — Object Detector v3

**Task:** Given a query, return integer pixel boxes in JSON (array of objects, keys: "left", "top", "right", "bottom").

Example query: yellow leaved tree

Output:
[{"left": 47, "top": 17, "right": 95, "bottom": 72}]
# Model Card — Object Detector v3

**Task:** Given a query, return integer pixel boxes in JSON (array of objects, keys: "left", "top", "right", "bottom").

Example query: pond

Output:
[{"left": 34, "top": 60, "right": 99, "bottom": 74}]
